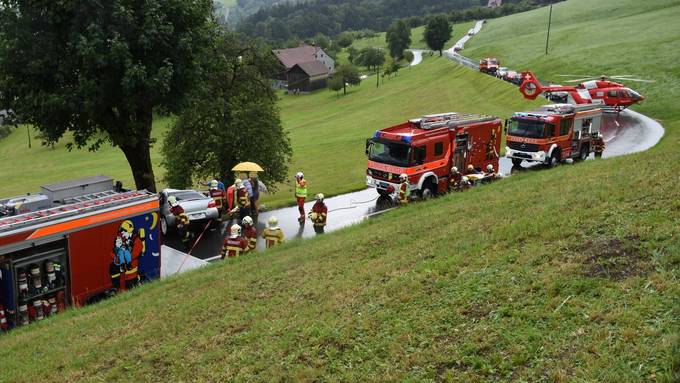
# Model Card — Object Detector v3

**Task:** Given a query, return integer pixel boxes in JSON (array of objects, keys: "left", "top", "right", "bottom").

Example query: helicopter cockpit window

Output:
[{"left": 608, "top": 90, "right": 619, "bottom": 97}]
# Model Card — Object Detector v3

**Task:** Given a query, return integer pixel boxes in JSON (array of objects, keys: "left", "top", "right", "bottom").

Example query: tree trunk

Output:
[
  {"left": 121, "top": 139, "right": 156, "bottom": 192},
  {"left": 119, "top": 107, "right": 156, "bottom": 192},
  {"left": 343, "top": 81, "right": 347, "bottom": 95}
]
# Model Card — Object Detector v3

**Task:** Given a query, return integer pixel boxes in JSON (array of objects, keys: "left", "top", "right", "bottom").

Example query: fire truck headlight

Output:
[
  {"left": 534, "top": 151, "right": 546, "bottom": 160},
  {"left": 366, "top": 176, "right": 375, "bottom": 186},
  {"left": 505, "top": 147, "right": 513, "bottom": 156}
]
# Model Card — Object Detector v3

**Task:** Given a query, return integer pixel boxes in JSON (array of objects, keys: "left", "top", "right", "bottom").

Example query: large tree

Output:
[
  {"left": 329, "top": 64, "right": 361, "bottom": 96},
  {"left": 356, "top": 47, "right": 386, "bottom": 87},
  {"left": 386, "top": 19, "right": 411, "bottom": 59},
  {"left": 162, "top": 32, "right": 292, "bottom": 190},
  {"left": 0, "top": 0, "right": 214, "bottom": 192},
  {"left": 424, "top": 15, "right": 453, "bottom": 56}
]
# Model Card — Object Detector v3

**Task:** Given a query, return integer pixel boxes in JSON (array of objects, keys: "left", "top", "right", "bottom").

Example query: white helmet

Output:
[
  {"left": 167, "top": 195, "right": 178, "bottom": 206},
  {"left": 234, "top": 178, "right": 242, "bottom": 188},
  {"left": 295, "top": 171, "right": 304, "bottom": 179},
  {"left": 230, "top": 224, "right": 241, "bottom": 237},
  {"left": 242, "top": 216, "right": 253, "bottom": 226},
  {"left": 316, "top": 193, "right": 324, "bottom": 202},
  {"left": 467, "top": 164, "right": 475, "bottom": 171},
  {"left": 210, "top": 179, "right": 218, "bottom": 188},
  {"left": 451, "top": 166, "right": 458, "bottom": 173},
  {"left": 486, "top": 164, "right": 494, "bottom": 172},
  {"left": 268, "top": 216, "right": 278, "bottom": 228},
  {"left": 399, "top": 173, "right": 407, "bottom": 181}
]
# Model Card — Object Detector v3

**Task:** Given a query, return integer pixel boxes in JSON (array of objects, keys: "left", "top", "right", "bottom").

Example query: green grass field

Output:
[{"left": 0, "top": 0, "right": 679, "bottom": 381}]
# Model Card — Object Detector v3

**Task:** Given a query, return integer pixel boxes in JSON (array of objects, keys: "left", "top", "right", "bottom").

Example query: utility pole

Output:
[
  {"left": 545, "top": 4, "right": 553, "bottom": 55},
  {"left": 26, "top": 125, "right": 31, "bottom": 148}
]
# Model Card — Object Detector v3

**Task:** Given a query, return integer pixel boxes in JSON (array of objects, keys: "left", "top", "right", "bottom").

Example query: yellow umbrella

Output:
[{"left": 231, "top": 161, "right": 264, "bottom": 173}]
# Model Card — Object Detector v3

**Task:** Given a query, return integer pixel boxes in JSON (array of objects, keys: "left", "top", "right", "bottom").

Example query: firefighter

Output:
[
  {"left": 466, "top": 164, "right": 482, "bottom": 175},
  {"left": 262, "top": 216, "right": 285, "bottom": 248},
  {"left": 449, "top": 166, "right": 462, "bottom": 191},
  {"left": 168, "top": 195, "right": 191, "bottom": 248},
  {"left": 309, "top": 193, "right": 328, "bottom": 234},
  {"left": 208, "top": 179, "right": 226, "bottom": 218},
  {"left": 242, "top": 215, "right": 258, "bottom": 252},
  {"left": 222, "top": 224, "right": 248, "bottom": 259},
  {"left": 295, "top": 172, "right": 308, "bottom": 223},
  {"left": 249, "top": 173, "right": 260, "bottom": 217},
  {"left": 0, "top": 304, "right": 8, "bottom": 332},
  {"left": 483, "top": 164, "right": 496, "bottom": 183},
  {"left": 398, "top": 174, "right": 410, "bottom": 205},
  {"left": 233, "top": 178, "right": 251, "bottom": 221}
]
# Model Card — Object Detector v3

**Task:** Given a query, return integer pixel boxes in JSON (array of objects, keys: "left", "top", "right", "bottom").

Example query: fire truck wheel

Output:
[
  {"left": 577, "top": 145, "right": 590, "bottom": 162},
  {"left": 547, "top": 150, "right": 561, "bottom": 168},
  {"left": 377, "top": 189, "right": 390, "bottom": 197},
  {"left": 419, "top": 181, "right": 436, "bottom": 200},
  {"left": 511, "top": 158, "right": 523, "bottom": 169}
]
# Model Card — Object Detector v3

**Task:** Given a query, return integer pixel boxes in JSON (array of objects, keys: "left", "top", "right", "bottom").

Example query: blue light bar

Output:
[
  {"left": 401, "top": 135, "right": 412, "bottom": 143},
  {"left": 373, "top": 131, "right": 381, "bottom": 138}
]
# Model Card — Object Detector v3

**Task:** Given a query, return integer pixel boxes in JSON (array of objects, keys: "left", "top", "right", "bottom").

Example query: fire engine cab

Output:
[
  {"left": 505, "top": 104, "right": 604, "bottom": 168},
  {"left": 0, "top": 176, "right": 161, "bottom": 330},
  {"left": 366, "top": 112, "right": 502, "bottom": 198},
  {"left": 479, "top": 58, "right": 499, "bottom": 74}
]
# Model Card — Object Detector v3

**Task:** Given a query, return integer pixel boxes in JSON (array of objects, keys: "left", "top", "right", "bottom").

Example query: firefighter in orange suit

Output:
[
  {"left": 222, "top": 224, "right": 248, "bottom": 259},
  {"left": 168, "top": 195, "right": 191, "bottom": 248},
  {"left": 242, "top": 216, "right": 257, "bottom": 252},
  {"left": 262, "top": 216, "right": 285, "bottom": 248},
  {"left": 398, "top": 174, "right": 410, "bottom": 205},
  {"left": 208, "top": 179, "right": 226, "bottom": 218},
  {"left": 309, "top": 193, "right": 328, "bottom": 234}
]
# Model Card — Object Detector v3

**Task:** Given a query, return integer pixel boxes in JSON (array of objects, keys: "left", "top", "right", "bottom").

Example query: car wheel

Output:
[{"left": 160, "top": 216, "right": 168, "bottom": 236}]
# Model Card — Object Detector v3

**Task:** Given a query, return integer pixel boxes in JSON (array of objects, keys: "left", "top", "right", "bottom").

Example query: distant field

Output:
[{"left": 348, "top": 20, "right": 475, "bottom": 52}]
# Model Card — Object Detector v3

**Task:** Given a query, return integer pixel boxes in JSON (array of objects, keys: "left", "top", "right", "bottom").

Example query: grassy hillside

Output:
[
  {"left": 0, "top": 57, "right": 538, "bottom": 207},
  {"left": 1, "top": 1, "right": 679, "bottom": 381},
  {"left": 349, "top": 21, "right": 475, "bottom": 52}
]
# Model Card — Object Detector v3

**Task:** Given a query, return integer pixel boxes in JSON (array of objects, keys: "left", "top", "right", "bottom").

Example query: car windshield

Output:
[
  {"left": 368, "top": 139, "right": 411, "bottom": 167},
  {"left": 171, "top": 191, "right": 206, "bottom": 201},
  {"left": 508, "top": 118, "right": 545, "bottom": 138}
]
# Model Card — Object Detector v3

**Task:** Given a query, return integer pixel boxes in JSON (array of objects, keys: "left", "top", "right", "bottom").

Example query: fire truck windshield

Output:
[
  {"left": 508, "top": 118, "right": 546, "bottom": 138},
  {"left": 368, "top": 139, "right": 412, "bottom": 166}
]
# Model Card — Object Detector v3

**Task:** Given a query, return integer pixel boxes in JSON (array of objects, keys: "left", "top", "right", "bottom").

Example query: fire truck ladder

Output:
[
  {"left": 0, "top": 190, "right": 154, "bottom": 234},
  {"left": 420, "top": 113, "right": 497, "bottom": 130}
]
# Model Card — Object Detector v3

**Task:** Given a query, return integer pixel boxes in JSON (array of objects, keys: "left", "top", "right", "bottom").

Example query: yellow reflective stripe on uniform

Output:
[
  {"left": 125, "top": 267, "right": 138, "bottom": 275},
  {"left": 111, "top": 273, "right": 121, "bottom": 278}
]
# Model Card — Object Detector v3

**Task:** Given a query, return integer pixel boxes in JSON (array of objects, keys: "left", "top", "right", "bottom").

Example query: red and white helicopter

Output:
[{"left": 519, "top": 71, "right": 654, "bottom": 112}]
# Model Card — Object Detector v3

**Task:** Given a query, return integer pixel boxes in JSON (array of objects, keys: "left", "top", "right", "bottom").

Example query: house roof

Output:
[
  {"left": 273, "top": 45, "right": 321, "bottom": 69},
  {"left": 291, "top": 60, "right": 329, "bottom": 77}
]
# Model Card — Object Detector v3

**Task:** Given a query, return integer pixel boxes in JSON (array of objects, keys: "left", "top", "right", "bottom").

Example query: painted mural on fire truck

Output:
[{"left": 109, "top": 212, "right": 160, "bottom": 291}]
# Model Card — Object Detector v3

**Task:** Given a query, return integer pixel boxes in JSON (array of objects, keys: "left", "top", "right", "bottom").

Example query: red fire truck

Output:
[
  {"left": 505, "top": 104, "right": 604, "bottom": 168},
  {"left": 366, "top": 112, "right": 502, "bottom": 198},
  {"left": 479, "top": 58, "right": 500, "bottom": 74},
  {"left": 0, "top": 176, "right": 161, "bottom": 330}
]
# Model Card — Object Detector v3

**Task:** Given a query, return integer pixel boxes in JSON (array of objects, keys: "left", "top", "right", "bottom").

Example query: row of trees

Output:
[
  {"left": 239, "top": 0, "right": 564, "bottom": 44},
  {"left": 0, "top": 1, "right": 292, "bottom": 191}
]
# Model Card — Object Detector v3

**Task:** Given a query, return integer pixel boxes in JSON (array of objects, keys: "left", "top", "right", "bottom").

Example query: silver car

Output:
[{"left": 159, "top": 189, "right": 219, "bottom": 236}]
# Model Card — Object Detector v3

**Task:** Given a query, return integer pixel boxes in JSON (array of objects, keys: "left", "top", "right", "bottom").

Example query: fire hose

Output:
[
  {"left": 176, "top": 219, "right": 213, "bottom": 273},
  {"left": 327, "top": 195, "right": 381, "bottom": 213}
]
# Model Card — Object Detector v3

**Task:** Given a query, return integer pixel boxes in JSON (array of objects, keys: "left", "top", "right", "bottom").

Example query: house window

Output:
[{"left": 434, "top": 142, "right": 444, "bottom": 156}]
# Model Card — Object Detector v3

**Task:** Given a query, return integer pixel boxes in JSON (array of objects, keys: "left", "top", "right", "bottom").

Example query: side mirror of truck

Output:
[
  {"left": 503, "top": 119, "right": 508, "bottom": 134},
  {"left": 365, "top": 139, "right": 371, "bottom": 156}
]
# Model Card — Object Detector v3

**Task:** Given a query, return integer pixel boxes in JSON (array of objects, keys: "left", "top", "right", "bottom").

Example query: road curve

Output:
[{"left": 163, "top": 108, "right": 664, "bottom": 268}]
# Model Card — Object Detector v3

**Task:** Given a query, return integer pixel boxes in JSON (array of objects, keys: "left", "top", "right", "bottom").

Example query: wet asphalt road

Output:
[{"left": 164, "top": 109, "right": 663, "bottom": 262}]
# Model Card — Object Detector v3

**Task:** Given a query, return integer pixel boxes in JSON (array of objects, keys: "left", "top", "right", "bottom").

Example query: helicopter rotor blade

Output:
[
  {"left": 564, "top": 78, "right": 598, "bottom": 83},
  {"left": 615, "top": 78, "right": 656, "bottom": 83}
]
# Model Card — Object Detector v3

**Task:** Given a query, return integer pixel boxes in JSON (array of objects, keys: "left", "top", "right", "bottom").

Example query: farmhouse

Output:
[{"left": 273, "top": 44, "right": 334, "bottom": 92}]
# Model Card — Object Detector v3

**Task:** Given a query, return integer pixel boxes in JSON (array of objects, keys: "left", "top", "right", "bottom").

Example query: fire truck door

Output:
[{"left": 453, "top": 133, "right": 469, "bottom": 170}]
